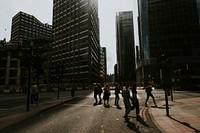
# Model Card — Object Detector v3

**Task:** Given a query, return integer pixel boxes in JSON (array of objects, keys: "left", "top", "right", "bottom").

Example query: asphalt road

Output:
[
  {"left": 0, "top": 92, "right": 67, "bottom": 117},
  {"left": 0, "top": 89, "right": 160, "bottom": 133},
  {"left": 1, "top": 89, "right": 199, "bottom": 133}
]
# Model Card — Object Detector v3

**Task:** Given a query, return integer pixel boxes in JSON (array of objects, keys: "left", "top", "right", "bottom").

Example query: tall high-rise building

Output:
[
  {"left": 51, "top": 0, "right": 100, "bottom": 87},
  {"left": 137, "top": 0, "right": 200, "bottom": 89},
  {"left": 11, "top": 11, "right": 52, "bottom": 41},
  {"left": 100, "top": 47, "right": 107, "bottom": 83},
  {"left": 6, "top": 11, "right": 52, "bottom": 89},
  {"left": 116, "top": 11, "right": 136, "bottom": 82}
]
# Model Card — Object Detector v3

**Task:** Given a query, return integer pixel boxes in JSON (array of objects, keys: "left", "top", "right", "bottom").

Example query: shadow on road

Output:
[
  {"left": 139, "top": 117, "right": 149, "bottom": 127},
  {"left": 126, "top": 121, "right": 141, "bottom": 133},
  {"left": 155, "top": 106, "right": 166, "bottom": 109},
  {"left": 169, "top": 116, "right": 200, "bottom": 133}
]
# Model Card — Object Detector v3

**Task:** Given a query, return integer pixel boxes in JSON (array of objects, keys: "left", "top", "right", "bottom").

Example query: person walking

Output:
[
  {"left": 71, "top": 85, "right": 75, "bottom": 97},
  {"left": 97, "top": 83, "right": 103, "bottom": 104},
  {"left": 114, "top": 83, "right": 120, "bottom": 107},
  {"left": 103, "top": 84, "right": 110, "bottom": 107},
  {"left": 130, "top": 83, "right": 140, "bottom": 121},
  {"left": 31, "top": 83, "right": 38, "bottom": 104},
  {"left": 122, "top": 84, "right": 132, "bottom": 121},
  {"left": 93, "top": 83, "right": 98, "bottom": 106},
  {"left": 144, "top": 82, "right": 157, "bottom": 107}
]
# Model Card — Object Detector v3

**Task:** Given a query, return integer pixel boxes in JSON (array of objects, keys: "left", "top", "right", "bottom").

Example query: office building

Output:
[
  {"left": 100, "top": 47, "right": 107, "bottom": 83},
  {"left": 116, "top": 11, "right": 136, "bottom": 82},
  {"left": 51, "top": 0, "right": 100, "bottom": 87},
  {"left": 137, "top": 0, "right": 200, "bottom": 90},
  {"left": 11, "top": 11, "right": 52, "bottom": 41},
  {"left": 0, "top": 42, "right": 21, "bottom": 90},
  {"left": 0, "top": 12, "right": 53, "bottom": 92}
]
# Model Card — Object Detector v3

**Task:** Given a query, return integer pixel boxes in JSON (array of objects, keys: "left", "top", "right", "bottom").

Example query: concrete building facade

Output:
[
  {"left": 100, "top": 47, "right": 107, "bottom": 83},
  {"left": 11, "top": 11, "right": 52, "bottom": 41},
  {"left": 0, "top": 11, "right": 52, "bottom": 93},
  {"left": 51, "top": 0, "right": 100, "bottom": 88}
]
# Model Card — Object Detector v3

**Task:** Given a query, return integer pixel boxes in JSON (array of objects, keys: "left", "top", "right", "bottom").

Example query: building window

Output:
[
  {"left": 9, "top": 70, "right": 17, "bottom": 77},
  {"left": 10, "top": 61, "right": 18, "bottom": 68}
]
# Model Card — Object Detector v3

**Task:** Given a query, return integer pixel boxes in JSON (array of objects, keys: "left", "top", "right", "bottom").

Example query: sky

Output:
[{"left": 0, "top": 0, "right": 138, "bottom": 74}]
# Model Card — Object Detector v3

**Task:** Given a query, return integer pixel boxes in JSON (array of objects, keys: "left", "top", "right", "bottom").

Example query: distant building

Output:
[
  {"left": 0, "top": 41, "right": 21, "bottom": 90},
  {"left": 100, "top": 47, "right": 107, "bottom": 83},
  {"left": 137, "top": 0, "right": 200, "bottom": 90},
  {"left": 116, "top": 11, "right": 136, "bottom": 83},
  {"left": 11, "top": 11, "right": 52, "bottom": 41},
  {"left": 0, "top": 39, "right": 51, "bottom": 92},
  {"left": 114, "top": 64, "right": 118, "bottom": 82},
  {"left": 136, "top": 45, "right": 140, "bottom": 64},
  {"left": 0, "top": 11, "right": 52, "bottom": 92},
  {"left": 51, "top": 0, "right": 100, "bottom": 87}
]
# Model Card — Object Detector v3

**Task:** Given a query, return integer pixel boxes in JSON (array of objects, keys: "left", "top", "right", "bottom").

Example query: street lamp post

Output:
[
  {"left": 164, "top": 85, "right": 169, "bottom": 116},
  {"left": 27, "top": 41, "right": 33, "bottom": 111},
  {"left": 157, "top": 52, "right": 170, "bottom": 116},
  {"left": 57, "top": 74, "right": 59, "bottom": 99},
  {"left": 161, "top": 54, "right": 169, "bottom": 116},
  {"left": 56, "top": 62, "right": 61, "bottom": 99}
]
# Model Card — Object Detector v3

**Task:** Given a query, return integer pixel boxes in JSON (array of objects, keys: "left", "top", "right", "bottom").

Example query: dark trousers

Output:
[
  {"left": 115, "top": 94, "right": 120, "bottom": 105},
  {"left": 132, "top": 99, "right": 140, "bottom": 115},
  {"left": 71, "top": 89, "right": 75, "bottom": 97},
  {"left": 31, "top": 94, "right": 38, "bottom": 104},
  {"left": 98, "top": 93, "right": 102, "bottom": 103},
  {"left": 94, "top": 94, "right": 98, "bottom": 104},
  {"left": 145, "top": 92, "right": 156, "bottom": 105}
]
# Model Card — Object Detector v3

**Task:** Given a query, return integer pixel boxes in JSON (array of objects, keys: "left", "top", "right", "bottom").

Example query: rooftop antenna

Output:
[{"left": 4, "top": 28, "right": 7, "bottom": 41}]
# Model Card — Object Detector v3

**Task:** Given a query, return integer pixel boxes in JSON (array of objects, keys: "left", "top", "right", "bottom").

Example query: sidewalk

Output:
[
  {"left": 149, "top": 97, "right": 200, "bottom": 133},
  {"left": 0, "top": 90, "right": 87, "bottom": 130}
]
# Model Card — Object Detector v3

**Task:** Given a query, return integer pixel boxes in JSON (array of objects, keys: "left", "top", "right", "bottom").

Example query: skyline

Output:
[{"left": 0, "top": 0, "right": 138, "bottom": 74}]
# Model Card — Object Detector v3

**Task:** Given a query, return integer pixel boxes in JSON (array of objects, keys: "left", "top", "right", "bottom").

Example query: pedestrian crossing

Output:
[{"left": 85, "top": 90, "right": 142, "bottom": 99}]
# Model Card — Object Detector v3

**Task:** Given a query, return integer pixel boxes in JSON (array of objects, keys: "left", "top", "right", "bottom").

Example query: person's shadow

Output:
[
  {"left": 117, "top": 106, "right": 122, "bottom": 110},
  {"left": 169, "top": 116, "right": 200, "bottom": 133},
  {"left": 126, "top": 121, "right": 141, "bottom": 133},
  {"left": 128, "top": 116, "right": 149, "bottom": 127},
  {"left": 139, "top": 117, "right": 149, "bottom": 127}
]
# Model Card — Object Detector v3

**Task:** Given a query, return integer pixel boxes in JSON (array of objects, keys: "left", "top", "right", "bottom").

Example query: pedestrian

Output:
[
  {"left": 103, "top": 84, "right": 110, "bottom": 107},
  {"left": 93, "top": 83, "right": 98, "bottom": 106},
  {"left": 97, "top": 83, "right": 103, "bottom": 104},
  {"left": 31, "top": 83, "right": 38, "bottom": 104},
  {"left": 144, "top": 82, "right": 157, "bottom": 107},
  {"left": 35, "top": 84, "right": 39, "bottom": 102},
  {"left": 130, "top": 83, "right": 140, "bottom": 121},
  {"left": 114, "top": 83, "right": 120, "bottom": 107},
  {"left": 71, "top": 84, "right": 75, "bottom": 97},
  {"left": 122, "top": 84, "right": 132, "bottom": 121}
]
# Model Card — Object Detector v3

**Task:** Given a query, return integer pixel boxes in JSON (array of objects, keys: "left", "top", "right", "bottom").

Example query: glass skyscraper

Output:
[
  {"left": 137, "top": 0, "right": 200, "bottom": 88},
  {"left": 116, "top": 11, "right": 136, "bottom": 82}
]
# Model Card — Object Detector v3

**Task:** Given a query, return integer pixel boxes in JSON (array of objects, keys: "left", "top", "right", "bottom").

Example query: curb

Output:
[{"left": 148, "top": 102, "right": 166, "bottom": 133}]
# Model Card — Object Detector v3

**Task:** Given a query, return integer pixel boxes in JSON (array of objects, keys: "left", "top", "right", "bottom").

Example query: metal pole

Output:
[
  {"left": 57, "top": 63, "right": 60, "bottom": 99},
  {"left": 165, "top": 88, "right": 169, "bottom": 116},
  {"left": 170, "top": 87, "right": 173, "bottom": 101},
  {"left": 161, "top": 61, "right": 169, "bottom": 116},
  {"left": 160, "top": 69, "right": 162, "bottom": 82},
  {"left": 27, "top": 41, "right": 33, "bottom": 111},
  {"left": 163, "top": 64, "right": 169, "bottom": 116},
  {"left": 57, "top": 76, "right": 59, "bottom": 99}
]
